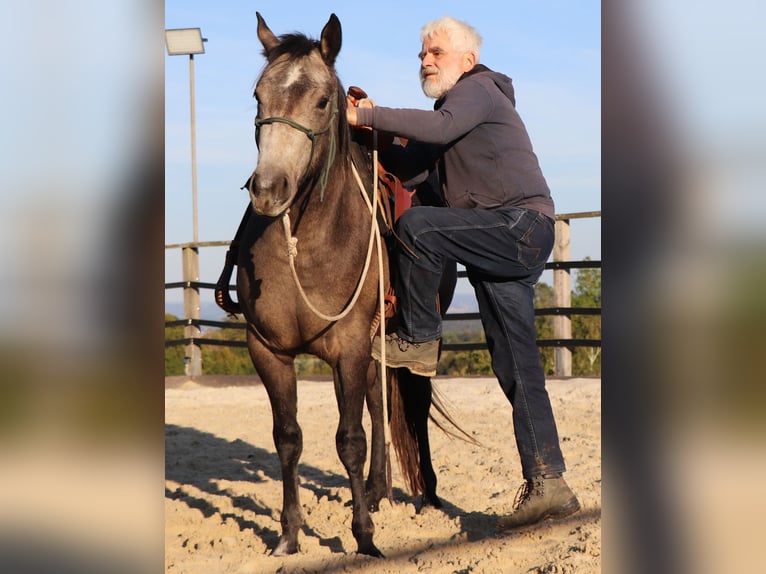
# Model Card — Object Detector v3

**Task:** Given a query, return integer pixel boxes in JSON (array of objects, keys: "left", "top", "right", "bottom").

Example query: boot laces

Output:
[
  {"left": 387, "top": 334, "right": 420, "bottom": 352},
  {"left": 512, "top": 477, "right": 545, "bottom": 511}
]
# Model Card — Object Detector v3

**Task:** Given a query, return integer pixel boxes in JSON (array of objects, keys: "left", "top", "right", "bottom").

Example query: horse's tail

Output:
[
  {"left": 388, "top": 369, "right": 480, "bottom": 497},
  {"left": 388, "top": 370, "right": 426, "bottom": 496}
]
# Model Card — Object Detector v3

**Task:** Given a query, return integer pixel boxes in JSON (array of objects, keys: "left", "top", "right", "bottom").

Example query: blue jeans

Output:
[{"left": 394, "top": 206, "right": 566, "bottom": 478}]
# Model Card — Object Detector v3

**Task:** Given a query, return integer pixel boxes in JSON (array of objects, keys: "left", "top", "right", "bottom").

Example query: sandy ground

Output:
[{"left": 165, "top": 376, "right": 601, "bottom": 573}]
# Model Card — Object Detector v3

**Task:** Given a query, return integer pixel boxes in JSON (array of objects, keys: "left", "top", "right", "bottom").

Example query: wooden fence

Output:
[{"left": 165, "top": 211, "right": 601, "bottom": 377}]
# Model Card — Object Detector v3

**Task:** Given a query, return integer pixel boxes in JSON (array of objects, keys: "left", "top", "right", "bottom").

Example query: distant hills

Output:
[{"left": 165, "top": 291, "right": 479, "bottom": 323}]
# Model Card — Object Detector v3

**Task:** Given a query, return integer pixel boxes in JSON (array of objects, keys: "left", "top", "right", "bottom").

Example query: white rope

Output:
[
  {"left": 371, "top": 133, "right": 393, "bottom": 500},
  {"left": 282, "top": 131, "right": 392, "bottom": 497},
  {"left": 280, "top": 159, "right": 378, "bottom": 322}
]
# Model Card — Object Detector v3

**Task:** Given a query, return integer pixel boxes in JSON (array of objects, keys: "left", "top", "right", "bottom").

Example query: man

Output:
[{"left": 346, "top": 16, "right": 580, "bottom": 529}]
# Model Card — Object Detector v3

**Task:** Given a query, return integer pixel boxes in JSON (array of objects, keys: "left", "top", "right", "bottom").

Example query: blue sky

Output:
[{"left": 165, "top": 1, "right": 601, "bottom": 302}]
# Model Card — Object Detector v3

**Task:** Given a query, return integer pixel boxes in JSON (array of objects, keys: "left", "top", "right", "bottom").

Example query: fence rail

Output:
[{"left": 165, "top": 211, "right": 600, "bottom": 376}]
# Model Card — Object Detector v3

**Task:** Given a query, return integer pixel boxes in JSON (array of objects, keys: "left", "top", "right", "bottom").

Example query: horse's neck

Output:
[{"left": 291, "top": 158, "right": 365, "bottom": 239}]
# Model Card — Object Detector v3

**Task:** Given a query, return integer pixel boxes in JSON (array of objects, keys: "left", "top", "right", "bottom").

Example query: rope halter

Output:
[{"left": 253, "top": 91, "right": 338, "bottom": 201}]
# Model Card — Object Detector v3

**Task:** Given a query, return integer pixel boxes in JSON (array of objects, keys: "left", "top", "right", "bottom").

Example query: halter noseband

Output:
[{"left": 254, "top": 91, "right": 339, "bottom": 201}]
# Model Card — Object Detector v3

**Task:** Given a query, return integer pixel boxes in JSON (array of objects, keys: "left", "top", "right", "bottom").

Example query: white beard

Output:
[{"left": 420, "top": 65, "right": 463, "bottom": 99}]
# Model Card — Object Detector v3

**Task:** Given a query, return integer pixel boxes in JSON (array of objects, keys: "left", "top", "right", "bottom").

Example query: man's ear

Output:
[{"left": 462, "top": 51, "right": 477, "bottom": 72}]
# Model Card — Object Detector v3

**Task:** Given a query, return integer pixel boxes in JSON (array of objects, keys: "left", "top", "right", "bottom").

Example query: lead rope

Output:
[
  {"left": 280, "top": 163, "right": 377, "bottom": 322},
  {"left": 281, "top": 128, "right": 392, "bottom": 499},
  {"left": 371, "top": 132, "right": 393, "bottom": 501}
]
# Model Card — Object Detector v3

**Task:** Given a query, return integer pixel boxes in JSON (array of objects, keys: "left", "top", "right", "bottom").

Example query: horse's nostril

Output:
[
  {"left": 251, "top": 171, "right": 289, "bottom": 196},
  {"left": 249, "top": 172, "right": 269, "bottom": 196}
]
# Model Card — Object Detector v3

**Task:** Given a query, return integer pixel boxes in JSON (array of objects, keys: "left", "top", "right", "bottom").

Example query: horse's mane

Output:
[{"left": 262, "top": 33, "right": 319, "bottom": 63}]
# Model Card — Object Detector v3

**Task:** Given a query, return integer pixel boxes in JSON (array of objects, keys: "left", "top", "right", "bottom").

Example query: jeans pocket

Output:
[{"left": 516, "top": 214, "right": 554, "bottom": 269}]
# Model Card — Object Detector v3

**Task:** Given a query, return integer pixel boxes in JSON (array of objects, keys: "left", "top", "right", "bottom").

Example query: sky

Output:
[{"left": 164, "top": 1, "right": 602, "bottom": 303}]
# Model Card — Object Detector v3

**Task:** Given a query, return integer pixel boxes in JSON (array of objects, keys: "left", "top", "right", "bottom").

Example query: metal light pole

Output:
[
  {"left": 165, "top": 28, "right": 206, "bottom": 377},
  {"left": 165, "top": 27, "right": 206, "bottom": 243}
]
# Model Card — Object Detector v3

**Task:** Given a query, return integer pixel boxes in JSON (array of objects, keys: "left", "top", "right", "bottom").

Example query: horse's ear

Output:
[
  {"left": 319, "top": 13, "right": 342, "bottom": 65},
  {"left": 256, "top": 12, "right": 280, "bottom": 54}
]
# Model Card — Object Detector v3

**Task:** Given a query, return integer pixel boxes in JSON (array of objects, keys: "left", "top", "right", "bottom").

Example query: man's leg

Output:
[
  {"left": 471, "top": 276, "right": 565, "bottom": 478},
  {"left": 394, "top": 206, "right": 550, "bottom": 337},
  {"left": 374, "top": 206, "right": 540, "bottom": 375},
  {"left": 471, "top": 276, "right": 580, "bottom": 529}
]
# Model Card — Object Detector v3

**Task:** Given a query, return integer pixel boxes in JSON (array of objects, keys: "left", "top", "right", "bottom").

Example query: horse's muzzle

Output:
[{"left": 247, "top": 170, "right": 293, "bottom": 217}]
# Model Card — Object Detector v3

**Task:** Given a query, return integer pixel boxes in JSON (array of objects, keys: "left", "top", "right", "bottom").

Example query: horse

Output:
[{"left": 236, "top": 12, "right": 458, "bottom": 557}]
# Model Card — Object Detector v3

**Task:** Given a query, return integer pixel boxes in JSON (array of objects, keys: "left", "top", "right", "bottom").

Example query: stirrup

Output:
[{"left": 214, "top": 247, "right": 241, "bottom": 315}]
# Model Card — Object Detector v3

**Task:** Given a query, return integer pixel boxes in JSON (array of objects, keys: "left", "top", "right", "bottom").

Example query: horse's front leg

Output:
[
  {"left": 364, "top": 359, "right": 387, "bottom": 511},
  {"left": 249, "top": 337, "right": 303, "bottom": 555},
  {"left": 267, "top": 369, "right": 303, "bottom": 556},
  {"left": 334, "top": 356, "right": 384, "bottom": 557}
]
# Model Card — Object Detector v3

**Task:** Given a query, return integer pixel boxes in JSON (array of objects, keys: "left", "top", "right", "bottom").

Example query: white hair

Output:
[{"left": 420, "top": 16, "right": 482, "bottom": 62}]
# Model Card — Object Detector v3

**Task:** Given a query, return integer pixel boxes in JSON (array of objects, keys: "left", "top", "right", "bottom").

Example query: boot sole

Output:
[
  {"left": 545, "top": 497, "right": 581, "bottom": 520},
  {"left": 497, "top": 497, "right": 581, "bottom": 531},
  {"left": 371, "top": 351, "right": 437, "bottom": 377},
  {"left": 372, "top": 356, "right": 437, "bottom": 378}
]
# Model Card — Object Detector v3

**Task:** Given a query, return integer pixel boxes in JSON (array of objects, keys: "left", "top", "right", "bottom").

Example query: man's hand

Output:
[{"left": 346, "top": 94, "right": 375, "bottom": 127}]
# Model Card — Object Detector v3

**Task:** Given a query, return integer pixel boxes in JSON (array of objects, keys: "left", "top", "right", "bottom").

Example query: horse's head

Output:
[{"left": 248, "top": 13, "right": 343, "bottom": 217}]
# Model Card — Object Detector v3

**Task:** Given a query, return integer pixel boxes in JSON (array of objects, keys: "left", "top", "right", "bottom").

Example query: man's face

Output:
[{"left": 419, "top": 29, "right": 473, "bottom": 99}]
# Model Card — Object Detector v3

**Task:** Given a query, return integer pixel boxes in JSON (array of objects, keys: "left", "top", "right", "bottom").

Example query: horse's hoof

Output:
[
  {"left": 358, "top": 544, "right": 384, "bottom": 558},
  {"left": 271, "top": 538, "right": 299, "bottom": 556},
  {"left": 419, "top": 493, "right": 443, "bottom": 511}
]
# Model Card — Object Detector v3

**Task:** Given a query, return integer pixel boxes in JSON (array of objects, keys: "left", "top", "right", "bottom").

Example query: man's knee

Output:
[{"left": 396, "top": 207, "right": 429, "bottom": 243}]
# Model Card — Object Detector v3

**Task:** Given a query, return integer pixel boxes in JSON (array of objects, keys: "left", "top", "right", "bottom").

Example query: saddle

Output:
[{"left": 214, "top": 86, "right": 412, "bottom": 319}]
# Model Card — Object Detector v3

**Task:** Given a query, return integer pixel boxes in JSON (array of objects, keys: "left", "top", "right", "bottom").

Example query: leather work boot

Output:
[
  {"left": 497, "top": 475, "right": 581, "bottom": 531},
  {"left": 371, "top": 334, "right": 439, "bottom": 377}
]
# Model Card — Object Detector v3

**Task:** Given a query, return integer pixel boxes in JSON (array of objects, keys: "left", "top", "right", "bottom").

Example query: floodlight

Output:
[{"left": 165, "top": 28, "right": 206, "bottom": 56}]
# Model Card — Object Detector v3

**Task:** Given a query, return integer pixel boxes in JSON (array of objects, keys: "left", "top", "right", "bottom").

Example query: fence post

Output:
[
  {"left": 553, "top": 219, "right": 572, "bottom": 376},
  {"left": 182, "top": 245, "right": 202, "bottom": 376}
]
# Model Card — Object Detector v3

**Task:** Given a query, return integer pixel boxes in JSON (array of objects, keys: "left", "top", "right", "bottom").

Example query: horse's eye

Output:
[{"left": 317, "top": 97, "right": 329, "bottom": 110}]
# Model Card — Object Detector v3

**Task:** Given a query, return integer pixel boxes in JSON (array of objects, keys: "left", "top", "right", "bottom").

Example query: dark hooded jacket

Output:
[{"left": 355, "top": 65, "right": 554, "bottom": 218}]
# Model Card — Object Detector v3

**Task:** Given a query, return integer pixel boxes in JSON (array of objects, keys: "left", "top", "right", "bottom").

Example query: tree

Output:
[
  {"left": 164, "top": 313, "right": 186, "bottom": 376},
  {"left": 535, "top": 281, "right": 556, "bottom": 375},
  {"left": 164, "top": 313, "right": 337, "bottom": 377},
  {"left": 200, "top": 316, "right": 256, "bottom": 375},
  {"left": 571, "top": 259, "right": 601, "bottom": 375},
  {"left": 295, "top": 354, "right": 333, "bottom": 376},
  {"left": 437, "top": 322, "right": 492, "bottom": 375}
]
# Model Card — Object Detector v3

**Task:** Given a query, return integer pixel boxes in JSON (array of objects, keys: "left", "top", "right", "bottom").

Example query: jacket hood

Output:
[{"left": 457, "top": 64, "right": 516, "bottom": 107}]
